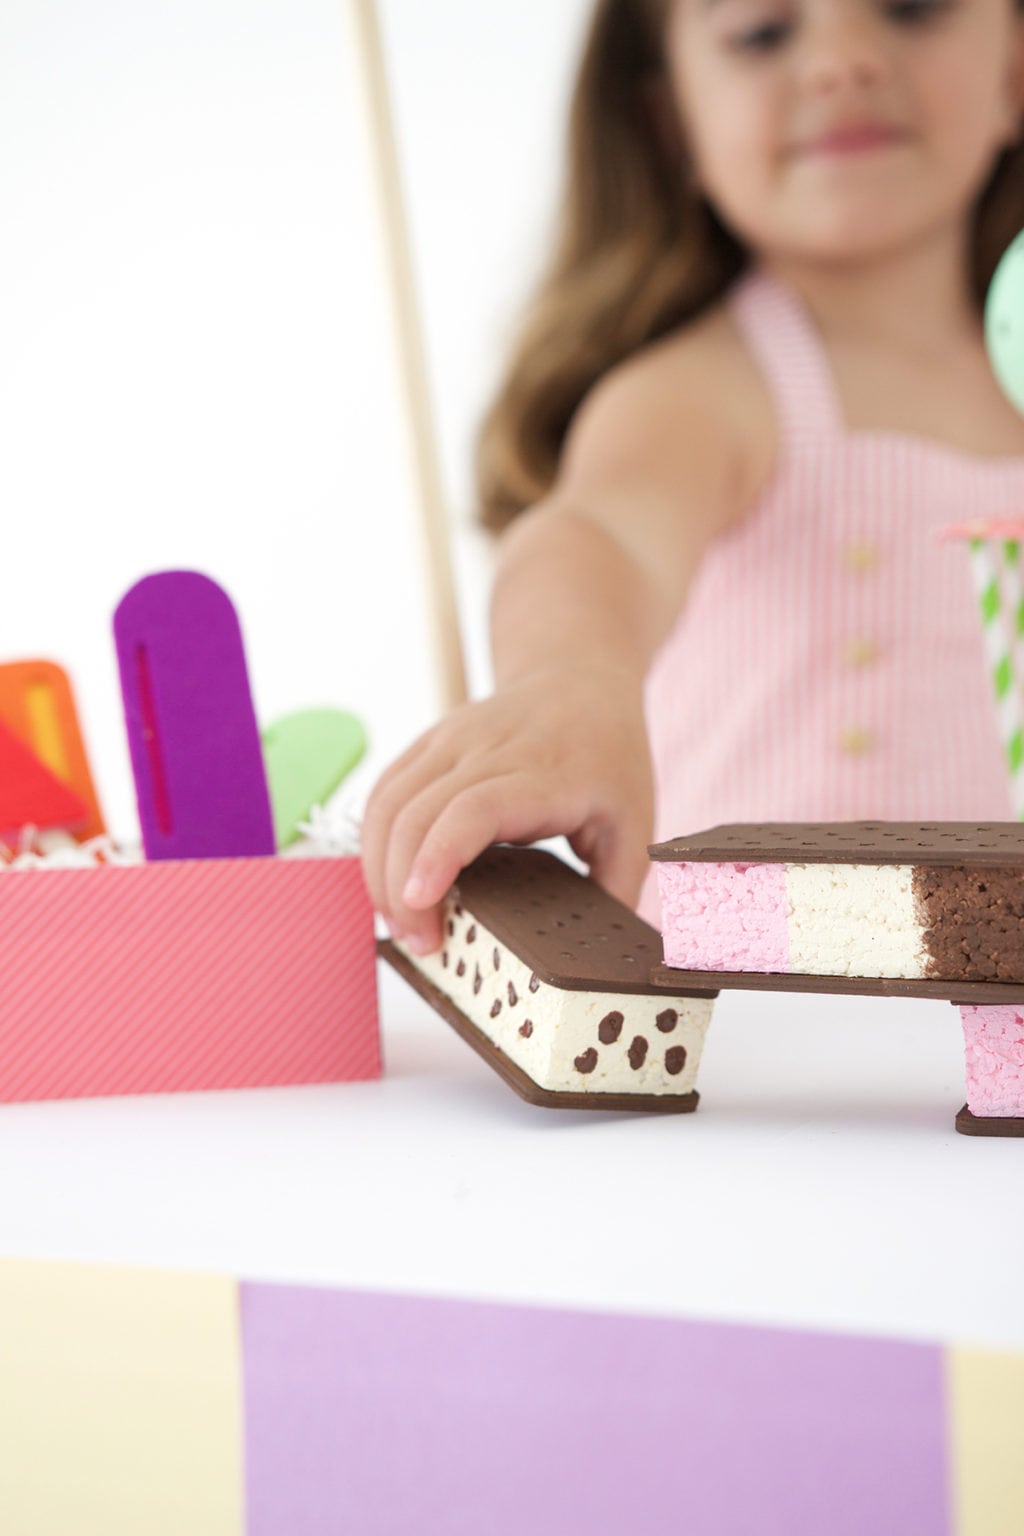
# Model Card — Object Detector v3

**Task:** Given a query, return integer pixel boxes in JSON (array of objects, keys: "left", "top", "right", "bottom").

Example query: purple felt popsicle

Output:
[{"left": 114, "top": 571, "right": 276, "bottom": 860}]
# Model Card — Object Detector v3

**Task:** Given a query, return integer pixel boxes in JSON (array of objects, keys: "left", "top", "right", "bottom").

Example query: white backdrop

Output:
[{"left": 0, "top": 0, "right": 592, "bottom": 841}]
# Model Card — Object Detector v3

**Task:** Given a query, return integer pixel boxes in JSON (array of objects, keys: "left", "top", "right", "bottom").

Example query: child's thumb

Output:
[{"left": 586, "top": 828, "right": 651, "bottom": 916}]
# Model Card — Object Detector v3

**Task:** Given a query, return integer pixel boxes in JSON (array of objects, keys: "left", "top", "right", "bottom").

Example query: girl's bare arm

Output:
[{"left": 362, "top": 319, "right": 756, "bottom": 952}]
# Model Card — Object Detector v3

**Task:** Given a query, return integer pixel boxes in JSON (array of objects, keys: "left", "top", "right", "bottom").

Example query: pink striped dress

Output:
[{"left": 639, "top": 267, "right": 1024, "bottom": 923}]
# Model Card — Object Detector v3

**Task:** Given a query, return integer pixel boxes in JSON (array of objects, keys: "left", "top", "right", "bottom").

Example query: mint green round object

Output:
[
  {"left": 986, "top": 229, "right": 1024, "bottom": 416},
  {"left": 261, "top": 708, "right": 367, "bottom": 848}
]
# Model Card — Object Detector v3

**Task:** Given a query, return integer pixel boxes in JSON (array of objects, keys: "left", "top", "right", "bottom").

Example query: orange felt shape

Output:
[{"left": 0, "top": 855, "right": 379, "bottom": 1100}]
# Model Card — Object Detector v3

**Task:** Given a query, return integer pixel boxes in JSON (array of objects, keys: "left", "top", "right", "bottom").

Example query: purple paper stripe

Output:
[{"left": 240, "top": 1285, "right": 951, "bottom": 1536}]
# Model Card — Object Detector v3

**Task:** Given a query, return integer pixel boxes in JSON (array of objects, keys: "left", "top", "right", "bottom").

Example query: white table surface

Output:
[{"left": 0, "top": 962, "right": 1020, "bottom": 1349}]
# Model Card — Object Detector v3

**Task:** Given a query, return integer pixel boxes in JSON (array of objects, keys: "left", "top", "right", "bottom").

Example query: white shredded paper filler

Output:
[{"left": 1, "top": 803, "right": 363, "bottom": 872}]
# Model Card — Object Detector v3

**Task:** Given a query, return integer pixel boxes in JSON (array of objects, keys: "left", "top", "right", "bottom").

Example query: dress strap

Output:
[{"left": 728, "top": 268, "right": 846, "bottom": 444}]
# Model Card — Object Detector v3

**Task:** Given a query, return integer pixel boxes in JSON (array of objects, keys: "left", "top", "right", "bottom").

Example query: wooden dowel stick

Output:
[{"left": 349, "top": 0, "right": 468, "bottom": 710}]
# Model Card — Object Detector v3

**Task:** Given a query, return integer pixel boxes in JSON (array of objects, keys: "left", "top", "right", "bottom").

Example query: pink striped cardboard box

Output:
[{"left": 0, "top": 856, "right": 380, "bottom": 1101}]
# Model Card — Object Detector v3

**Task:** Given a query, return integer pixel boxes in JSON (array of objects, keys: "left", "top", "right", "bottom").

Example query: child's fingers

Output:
[
  {"left": 382, "top": 771, "right": 509, "bottom": 940},
  {"left": 395, "top": 771, "right": 576, "bottom": 924},
  {"left": 361, "top": 738, "right": 455, "bottom": 918}
]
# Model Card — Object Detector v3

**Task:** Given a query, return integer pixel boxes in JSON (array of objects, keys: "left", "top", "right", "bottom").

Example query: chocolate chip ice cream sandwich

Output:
[{"left": 380, "top": 845, "right": 716, "bottom": 1111}]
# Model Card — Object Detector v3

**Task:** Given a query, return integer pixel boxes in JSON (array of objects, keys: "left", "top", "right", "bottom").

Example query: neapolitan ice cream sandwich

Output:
[
  {"left": 650, "top": 822, "right": 1024, "bottom": 991},
  {"left": 379, "top": 845, "right": 716, "bottom": 1110},
  {"left": 649, "top": 822, "right": 1024, "bottom": 1135}
]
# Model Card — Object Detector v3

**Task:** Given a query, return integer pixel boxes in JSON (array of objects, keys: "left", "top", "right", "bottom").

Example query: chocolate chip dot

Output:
[
  {"left": 665, "top": 1045, "right": 687, "bottom": 1076},
  {"left": 529, "top": 973, "right": 540, "bottom": 993},
  {"left": 454, "top": 902, "right": 463, "bottom": 917},
  {"left": 519, "top": 1020, "right": 534, "bottom": 1038},
  {"left": 628, "top": 1036, "right": 648, "bottom": 1070},
  {"left": 574, "top": 1048, "right": 598, "bottom": 1075},
  {"left": 456, "top": 959, "right": 466, "bottom": 978},
  {"left": 493, "top": 947, "right": 501, "bottom": 971},
  {"left": 473, "top": 965, "right": 483, "bottom": 996},
  {"left": 490, "top": 999, "right": 502, "bottom": 1018},
  {"left": 598, "top": 1011, "right": 624, "bottom": 1045},
  {"left": 466, "top": 924, "right": 477, "bottom": 943},
  {"left": 656, "top": 1009, "right": 678, "bottom": 1034},
  {"left": 446, "top": 919, "right": 455, "bottom": 937},
  {"left": 508, "top": 982, "right": 518, "bottom": 1006},
  {"left": 442, "top": 950, "right": 449, "bottom": 968}
]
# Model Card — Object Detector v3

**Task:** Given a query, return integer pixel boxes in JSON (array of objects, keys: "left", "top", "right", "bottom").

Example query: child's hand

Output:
[{"left": 362, "top": 663, "right": 654, "bottom": 954}]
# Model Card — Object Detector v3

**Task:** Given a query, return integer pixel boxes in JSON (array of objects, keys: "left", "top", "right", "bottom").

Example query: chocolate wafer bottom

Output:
[{"left": 379, "top": 846, "right": 716, "bottom": 1109}]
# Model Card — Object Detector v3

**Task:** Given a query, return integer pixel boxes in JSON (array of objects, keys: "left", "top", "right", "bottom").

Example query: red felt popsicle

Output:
[
  {"left": 0, "top": 660, "right": 106, "bottom": 841},
  {"left": 0, "top": 718, "right": 89, "bottom": 841}
]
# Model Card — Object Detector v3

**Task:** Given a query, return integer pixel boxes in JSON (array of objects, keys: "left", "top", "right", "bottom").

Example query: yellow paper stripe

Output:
[
  {"left": 25, "top": 679, "right": 69, "bottom": 782},
  {"left": 948, "top": 1345, "right": 1024, "bottom": 1536},
  {"left": 0, "top": 1259, "right": 243, "bottom": 1536}
]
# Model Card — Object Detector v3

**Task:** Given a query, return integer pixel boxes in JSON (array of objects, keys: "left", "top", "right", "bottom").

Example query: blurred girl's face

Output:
[{"left": 665, "top": 0, "right": 1024, "bottom": 264}]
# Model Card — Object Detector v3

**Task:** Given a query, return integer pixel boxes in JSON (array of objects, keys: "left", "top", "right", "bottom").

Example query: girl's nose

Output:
[{"left": 798, "top": 13, "right": 889, "bottom": 93}]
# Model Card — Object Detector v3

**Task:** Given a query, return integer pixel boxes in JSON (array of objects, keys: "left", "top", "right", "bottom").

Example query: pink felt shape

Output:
[
  {"left": 657, "top": 860, "right": 789, "bottom": 972},
  {"left": 959, "top": 1006, "right": 1024, "bottom": 1117},
  {"left": 0, "top": 856, "right": 379, "bottom": 1101}
]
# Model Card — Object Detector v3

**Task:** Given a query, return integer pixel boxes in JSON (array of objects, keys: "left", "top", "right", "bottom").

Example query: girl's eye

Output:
[
  {"left": 886, "top": 0, "right": 950, "bottom": 20},
  {"left": 730, "top": 17, "right": 793, "bottom": 50}
]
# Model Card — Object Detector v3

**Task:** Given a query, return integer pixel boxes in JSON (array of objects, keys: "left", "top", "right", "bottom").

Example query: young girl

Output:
[{"left": 364, "top": 0, "right": 1024, "bottom": 953}]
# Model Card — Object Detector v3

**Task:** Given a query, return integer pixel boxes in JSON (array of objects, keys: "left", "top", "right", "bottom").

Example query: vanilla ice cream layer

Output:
[
  {"left": 398, "top": 896, "right": 712, "bottom": 1096},
  {"left": 786, "top": 863, "right": 927, "bottom": 978}
]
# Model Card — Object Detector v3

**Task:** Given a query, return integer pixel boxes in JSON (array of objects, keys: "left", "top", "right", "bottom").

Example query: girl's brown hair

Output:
[{"left": 476, "top": 0, "right": 1024, "bottom": 532}]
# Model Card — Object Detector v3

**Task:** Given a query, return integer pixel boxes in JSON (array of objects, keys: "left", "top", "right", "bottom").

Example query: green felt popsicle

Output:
[
  {"left": 985, "top": 229, "right": 1024, "bottom": 416},
  {"left": 261, "top": 708, "right": 367, "bottom": 848}
]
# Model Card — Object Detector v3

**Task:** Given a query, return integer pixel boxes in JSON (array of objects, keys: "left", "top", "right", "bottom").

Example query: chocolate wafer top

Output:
[
  {"left": 454, "top": 845, "right": 711, "bottom": 995},
  {"left": 649, "top": 822, "right": 1024, "bottom": 867}
]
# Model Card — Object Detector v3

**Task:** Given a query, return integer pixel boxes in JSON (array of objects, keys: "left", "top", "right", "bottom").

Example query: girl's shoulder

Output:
[{"left": 562, "top": 297, "right": 775, "bottom": 536}]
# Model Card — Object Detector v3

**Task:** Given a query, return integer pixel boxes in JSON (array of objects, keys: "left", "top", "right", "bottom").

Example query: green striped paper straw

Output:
[
  {"left": 968, "top": 536, "right": 1024, "bottom": 817},
  {"left": 998, "top": 538, "right": 1024, "bottom": 682}
]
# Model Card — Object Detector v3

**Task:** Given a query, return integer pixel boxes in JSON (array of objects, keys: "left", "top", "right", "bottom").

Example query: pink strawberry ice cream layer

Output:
[
  {"left": 657, "top": 861, "right": 789, "bottom": 973},
  {"left": 959, "top": 1006, "right": 1024, "bottom": 1117}
]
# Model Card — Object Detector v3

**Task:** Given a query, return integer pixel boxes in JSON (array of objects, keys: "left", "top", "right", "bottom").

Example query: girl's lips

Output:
[{"left": 798, "top": 124, "right": 906, "bottom": 155}]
